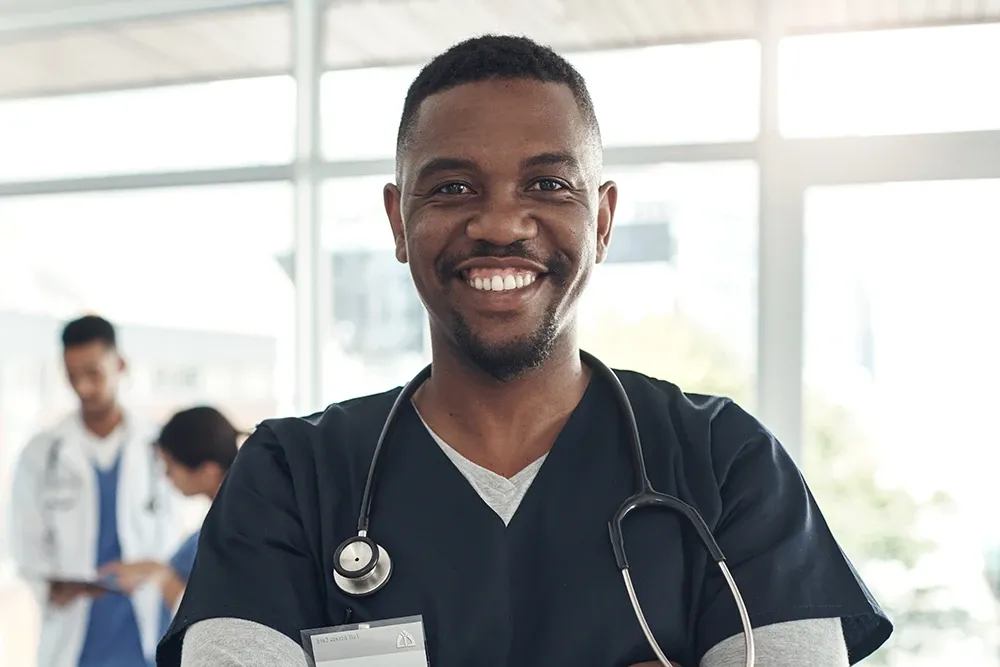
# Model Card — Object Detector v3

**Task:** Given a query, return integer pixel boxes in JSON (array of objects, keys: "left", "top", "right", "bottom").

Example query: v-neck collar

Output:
[
  {"left": 418, "top": 412, "right": 549, "bottom": 526},
  {"left": 415, "top": 405, "right": 548, "bottom": 483},
  {"left": 394, "top": 373, "right": 606, "bottom": 531}
]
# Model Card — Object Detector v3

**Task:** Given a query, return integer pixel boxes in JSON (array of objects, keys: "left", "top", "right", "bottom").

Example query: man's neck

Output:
[
  {"left": 82, "top": 404, "right": 124, "bottom": 439},
  {"left": 414, "top": 337, "right": 590, "bottom": 477}
]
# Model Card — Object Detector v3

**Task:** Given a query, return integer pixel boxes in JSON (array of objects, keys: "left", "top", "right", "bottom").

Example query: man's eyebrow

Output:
[
  {"left": 522, "top": 151, "right": 582, "bottom": 172},
  {"left": 414, "top": 157, "right": 479, "bottom": 183},
  {"left": 412, "top": 152, "right": 584, "bottom": 184}
]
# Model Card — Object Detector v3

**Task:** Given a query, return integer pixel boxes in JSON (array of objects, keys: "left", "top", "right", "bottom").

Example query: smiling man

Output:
[{"left": 157, "top": 36, "right": 892, "bottom": 667}]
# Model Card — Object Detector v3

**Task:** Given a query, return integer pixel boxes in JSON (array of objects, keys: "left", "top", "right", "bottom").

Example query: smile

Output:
[{"left": 461, "top": 268, "right": 540, "bottom": 292}]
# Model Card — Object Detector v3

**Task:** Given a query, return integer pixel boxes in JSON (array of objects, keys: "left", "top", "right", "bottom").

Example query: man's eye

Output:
[
  {"left": 435, "top": 183, "right": 472, "bottom": 195},
  {"left": 530, "top": 179, "right": 565, "bottom": 192}
]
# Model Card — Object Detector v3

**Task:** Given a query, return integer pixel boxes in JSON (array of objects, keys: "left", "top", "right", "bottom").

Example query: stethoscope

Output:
[
  {"left": 41, "top": 430, "right": 162, "bottom": 567},
  {"left": 331, "top": 351, "right": 755, "bottom": 667},
  {"left": 41, "top": 438, "right": 83, "bottom": 565}
]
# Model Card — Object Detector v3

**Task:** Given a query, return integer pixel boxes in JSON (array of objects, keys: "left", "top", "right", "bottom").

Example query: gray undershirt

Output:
[{"left": 178, "top": 418, "right": 850, "bottom": 667}]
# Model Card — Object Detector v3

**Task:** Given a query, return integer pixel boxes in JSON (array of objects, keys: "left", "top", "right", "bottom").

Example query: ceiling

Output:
[{"left": 1, "top": 0, "right": 999, "bottom": 99}]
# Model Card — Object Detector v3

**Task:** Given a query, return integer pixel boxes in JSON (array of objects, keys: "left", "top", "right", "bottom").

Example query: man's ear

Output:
[
  {"left": 384, "top": 183, "right": 407, "bottom": 264},
  {"left": 595, "top": 180, "right": 618, "bottom": 264}
]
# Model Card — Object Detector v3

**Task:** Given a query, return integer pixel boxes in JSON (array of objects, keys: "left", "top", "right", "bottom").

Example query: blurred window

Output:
[
  {"left": 578, "top": 161, "right": 759, "bottom": 405},
  {"left": 0, "top": 76, "right": 294, "bottom": 181},
  {"left": 803, "top": 179, "right": 1000, "bottom": 665},
  {"left": 320, "top": 175, "right": 430, "bottom": 401},
  {"left": 781, "top": 24, "right": 1000, "bottom": 137}
]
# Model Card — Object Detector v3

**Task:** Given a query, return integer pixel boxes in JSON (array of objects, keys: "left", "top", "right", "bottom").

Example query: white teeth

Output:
[{"left": 465, "top": 272, "right": 539, "bottom": 292}]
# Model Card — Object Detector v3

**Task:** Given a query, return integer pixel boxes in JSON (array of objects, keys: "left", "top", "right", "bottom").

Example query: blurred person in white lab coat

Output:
[
  {"left": 7, "top": 315, "right": 181, "bottom": 667},
  {"left": 99, "top": 406, "right": 241, "bottom": 613}
]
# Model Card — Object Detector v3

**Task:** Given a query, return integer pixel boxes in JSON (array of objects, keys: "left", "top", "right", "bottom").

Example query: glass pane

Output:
[
  {"left": 0, "top": 183, "right": 295, "bottom": 667},
  {"left": 321, "top": 41, "right": 760, "bottom": 161},
  {"left": 0, "top": 76, "right": 295, "bottom": 182},
  {"left": 321, "top": 66, "right": 420, "bottom": 162},
  {"left": 781, "top": 24, "right": 1000, "bottom": 138},
  {"left": 570, "top": 40, "right": 759, "bottom": 148},
  {"left": 803, "top": 179, "right": 1000, "bottom": 665},
  {"left": 321, "top": 175, "right": 430, "bottom": 401},
  {"left": 579, "top": 161, "right": 758, "bottom": 406}
]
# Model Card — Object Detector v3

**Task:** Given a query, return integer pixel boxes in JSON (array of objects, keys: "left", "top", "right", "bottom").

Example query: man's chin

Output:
[
  {"left": 448, "top": 303, "right": 559, "bottom": 381},
  {"left": 82, "top": 402, "right": 114, "bottom": 417},
  {"left": 457, "top": 336, "right": 550, "bottom": 383}
]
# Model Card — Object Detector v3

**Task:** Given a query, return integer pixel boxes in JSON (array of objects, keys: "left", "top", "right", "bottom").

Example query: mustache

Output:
[{"left": 438, "top": 241, "right": 571, "bottom": 282}]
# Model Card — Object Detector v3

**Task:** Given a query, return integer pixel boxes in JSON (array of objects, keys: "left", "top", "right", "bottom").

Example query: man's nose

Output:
[{"left": 465, "top": 189, "right": 538, "bottom": 246}]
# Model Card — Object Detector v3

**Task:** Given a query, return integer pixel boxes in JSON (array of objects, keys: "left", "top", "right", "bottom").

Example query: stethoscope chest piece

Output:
[{"left": 333, "top": 534, "right": 393, "bottom": 597}]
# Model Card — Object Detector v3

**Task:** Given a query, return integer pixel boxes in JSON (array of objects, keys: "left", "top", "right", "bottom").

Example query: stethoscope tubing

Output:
[{"left": 343, "top": 352, "right": 755, "bottom": 667}]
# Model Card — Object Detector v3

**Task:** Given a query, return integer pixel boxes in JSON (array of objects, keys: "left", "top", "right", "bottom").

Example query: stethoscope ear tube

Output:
[
  {"left": 610, "top": 494, "right": 754, "bottom": 667},
  {"left": 718, "top": 561, "right": 755, "bottom": 667},
  {"left": 600, "top": 337, "right": 753, "bottom": 666},
  {"left": 356, "top": 365, "right": 432, "bottom": 534},
  {"left": 621, "top": 561, "right": 755, "bottom": 667},
  {"left": 609, "top": 493, "right": 726, "bottom": 569}
]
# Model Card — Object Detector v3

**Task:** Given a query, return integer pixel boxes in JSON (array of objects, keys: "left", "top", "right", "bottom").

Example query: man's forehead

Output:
[
  {"left": 420, "top": 77, "right": 576, "bottom": 108},
  {"left": 402, "top": 79, "right": 597, "bottom": 176},
  {"left": 65, "top": 343, "right": 114, "bottom": 360}
]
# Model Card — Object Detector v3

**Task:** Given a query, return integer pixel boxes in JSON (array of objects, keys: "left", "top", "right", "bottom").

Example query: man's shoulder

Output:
[
  {"left": 611, "top": 368, "right": 743, "bottom": 417},
  {"left": 611, "top": 368, "right": 768, "bottom": 453},
  {"left": 251, "top": 387, "right": 404, "bottom": 462},
  {"left": 18, "top": 415, "right": 75, "bottom": 461},
  {"left": 315, "top": 387, "right": 406, "bottom": 424},
  {"left": 269, "top": 386, "right": 403, "bottom": 431}
]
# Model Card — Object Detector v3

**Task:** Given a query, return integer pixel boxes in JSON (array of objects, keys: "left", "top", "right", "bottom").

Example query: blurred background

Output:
[{"left": 1, "top": 0, "right": 999, "bottom": 665}]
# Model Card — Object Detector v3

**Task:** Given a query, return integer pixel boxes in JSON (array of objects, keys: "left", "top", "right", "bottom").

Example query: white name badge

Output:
[{"left": 302, "top": 615, "right": 429, "bottom": 667}]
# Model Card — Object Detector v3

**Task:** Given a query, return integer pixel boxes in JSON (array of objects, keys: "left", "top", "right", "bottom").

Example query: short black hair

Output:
[
  {"left": 396, "top": 34, "right": 600, "bottom": 167},
  {"left": 156, "top": 406, "right": 241, "bottom": 471},
  {"left": 61, "top": 314, "right": 117, "bottom": 350}
]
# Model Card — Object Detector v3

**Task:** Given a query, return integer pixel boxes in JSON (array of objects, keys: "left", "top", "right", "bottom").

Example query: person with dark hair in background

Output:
[
  {"left": 157, "top": 36, "right": 893, "bottom": 667},
  {"left": 100, "top": 407, "right": 242, "bottom": 612},
  {"left": 7, "top": 314, "right": 182, "bottom": 667}
]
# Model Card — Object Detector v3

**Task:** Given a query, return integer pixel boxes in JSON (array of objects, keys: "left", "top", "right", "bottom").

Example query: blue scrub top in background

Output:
[
  {"left": 78, "top": 455, "right": 150, "bottom": 667},
  {"left": 169, "top": 531, "right": 200, "bottom": 583}
]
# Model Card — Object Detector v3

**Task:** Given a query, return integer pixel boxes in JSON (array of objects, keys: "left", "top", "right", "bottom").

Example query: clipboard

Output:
[{"left": 49, "top": 575, "right": 122, "bottom": 593}]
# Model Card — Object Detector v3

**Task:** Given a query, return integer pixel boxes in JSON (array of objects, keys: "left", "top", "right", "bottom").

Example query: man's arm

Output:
[
  {"left": 99, "top": 560, "right": 187, "bottom": 608},
  {"left": 627, "top": 618, "right": 846, "bottom": 667},
  {"left": 699, "top": 617, "right": 848, "bottom": 667},
  {"left": 9, "top": 437, "right": 110, "bottom": 608},
  {"left": 693, "top": 404, "right": 891, "bottom": 665},
  {"left": 183, "top": 617, "right": 848, "bottom": 667},
  {"left": 180, "top": 619, "right": 308, "bottom": 667},
  {"left": 7, "top": 440, "right": 51, "bottom": 606}
]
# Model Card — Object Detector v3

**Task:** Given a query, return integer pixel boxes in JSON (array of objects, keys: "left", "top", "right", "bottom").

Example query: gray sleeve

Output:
[
  {"left": 179, "top": 616, "right": 848, "bottom": 667},
  {"left": 701, "top": 617, "right": 848, "bottom": 667},
  {"left": 180, "top": 618, "right": 308, "bottom": 667}
]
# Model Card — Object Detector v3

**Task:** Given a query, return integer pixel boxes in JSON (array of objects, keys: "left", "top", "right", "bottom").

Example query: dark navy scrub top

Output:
[{"left": 157, "top": 369, "right": 892, "bottom": 667}]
